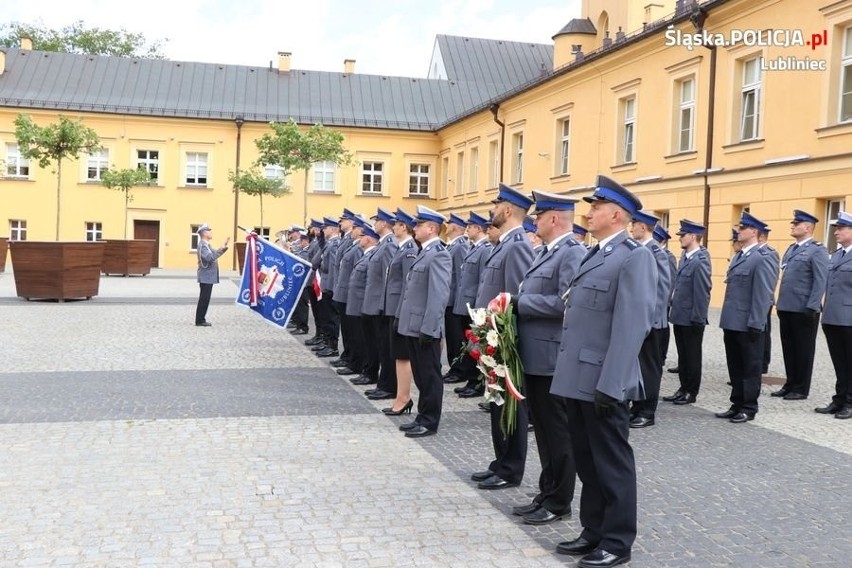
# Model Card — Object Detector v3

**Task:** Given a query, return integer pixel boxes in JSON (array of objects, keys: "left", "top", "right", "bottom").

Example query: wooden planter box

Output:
[
  {"left": 101, "top": 239, "right": 156, "bottom": 276},
  {"left": 10, "top": 241, "right": 105, "bottom": 301},
  {"left": 236, "top": 242, "right": 247, "bottom": 275},
  {"left": 0, "top": 237, "right": 7, "bottom": 273}
]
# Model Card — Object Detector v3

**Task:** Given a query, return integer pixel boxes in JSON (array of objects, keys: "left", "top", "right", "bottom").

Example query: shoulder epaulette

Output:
[
  {"left": 435, "top": 243, "right": 446, "bottom": 251},
  {"left": 623, "top": 238, "right": 640, "bottom": 250},
  {"left": 648, "top": 242, "right": 661, "bottom": 252},
  {"left": 757, "top": 246, "right": 772, "bottom": 256},
  {"left": 512, "top": 232, "right": 525, "bottom": 242},
  {"left": 565, "top": 237, "right": 580, "bottom": 247}
]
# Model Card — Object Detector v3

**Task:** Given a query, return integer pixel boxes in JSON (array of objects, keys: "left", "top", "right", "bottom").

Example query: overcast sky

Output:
[{"left": 8, "top": 0, "right": 582, "bottom": 77}]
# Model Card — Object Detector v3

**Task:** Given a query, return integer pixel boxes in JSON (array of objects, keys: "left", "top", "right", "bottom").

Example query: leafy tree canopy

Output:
[
  {"left": 254, "top": 119, "right": 354, "bottom": 173},
  {"left": 0, "top": 20, "right": 167, "bottom": 58},
  {"left": 14, "top": 114, "right": 101, "bottom": 169}
]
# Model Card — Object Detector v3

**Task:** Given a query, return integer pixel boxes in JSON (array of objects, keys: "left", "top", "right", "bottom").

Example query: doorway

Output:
[{"left": 133, "top": 220, "right": 160, "bottom": 267}]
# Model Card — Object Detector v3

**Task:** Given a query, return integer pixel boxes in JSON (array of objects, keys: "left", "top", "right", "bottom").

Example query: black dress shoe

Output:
[
  {"left": 350, "top": 376, "right": 376, "bottom": 385},
  {"left": 291, "top": 328, "right": 309, "bottom": 335},
  {"left": 578, "top": 549, "right": 631, "bottom": 568},
  {"left": 399, "top": 421, "right": 419, "bottom": 432},
  {"left": 523, "top": 507, "right": 564, "bottom": 525},
  {"left": 835, "top": 407, "right": 852, "bottom": 419},
  {"left": 310, "top": 344, "right": 328, "bottom": 352},
  {"left": 367, "top": 390, "right": 395, "bottom": 400},
  {"left": 364, "top": 388, "right": 380, "bottom": 396},
  {"left": 443, "top": 375, "right": 466, "bottom": 384},
  {"left": 315, "top": 348, "right": 339, "bottom": 358},
  {"left": 330, "top": 359, "right": 351, "bottom": 368},
  {"left": 478, "top": 401, "right": 491, "bottom": 412},
  {"left": 195, "top": 322, "right": 212, "bottom": 327},
  {"left": 715, "top": 408, "right": 738, "bottom": 419},
  {"left": 453, "top": 384, "right": 471, "bottom": 393},
  {"left": 629, "top": 415, "right": 655, "bottom": 428},
  {"left": 729, "top": 412, "right": 754, "bottom": 423},
  {"left": 404, "top": 425, "right": 435, "bottom": 438},
  {"left": 477, "top": 475, "right": 518, "bottom": 490},
  {"left": 458, "top": 387, "right": 484, "bottom": 398},
  {"left": 815, "top": 402, "right": 842, "bottom": 414},
  {"left": 304, "top": 337, "right": 325, "bottom": 346},
  {"left": 511, "top": 500, "right": 541, "bottom": 516},
  {"left": 673, "top": 392, "right": 697, "bottom": 405},
  {"left": 667, "top": 366, "right": 679, "bottom": 373},
  {"left": 555, "top": 537, "right": 598, "bottom": 556},
  {"left": 770, "top": 387, "right": 790, "bottom": 398},
  {"left": 470, "top": 470, "right": 495, "bottom": 482},
  {"left": 782, "top": 392, "right": 807, "bottom": 401},
  {"left": 336, "top": 367, "right": 358, "bottom": 376},
  {"left": 662, "top": 389, "right": 684, "bottom": 402}
]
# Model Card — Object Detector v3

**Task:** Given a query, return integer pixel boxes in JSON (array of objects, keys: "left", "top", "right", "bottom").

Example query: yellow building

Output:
[{"left": 2, "top": 0, "right": 851, "bottom": 305}]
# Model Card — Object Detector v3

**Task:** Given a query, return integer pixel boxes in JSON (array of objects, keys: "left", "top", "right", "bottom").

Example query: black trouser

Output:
[
  {"left": 762, "top": 308, "right": 773, "bottom": 374},
  {"left": 488, "top": 398, "right": 528, "bottom": 485},
  {"left": 408, "top": 336, "right": 443, "bottom": 432},
  {"left": 332, "top": 300, "right": 349, "bottom": 357},
  {"left": 360, "top": 315, "right": 381, "bottom": 381},
  {"left": 823, "top": 324, "right": 852, "bottom": 408},
  {"left": 565, "top": 398, "right": 636, "bottom": 557},
  {"left": 723, "top": 329, "right": 764, "bottom": 415},
  {"left": 195, "top": 283, "right": 212, "bottom": 324},
  {"left": 444, "top": 308, "right": 466, "bottom": 369},
  {"left": 308, "top": 283, "right": 321, "bottom": 334},
  {"left": 346, "top": 314, "right": 366, "bottom": 373},
  {"left": 631, "top": 328, "right": 666, "bottom": 418},
  {"left": 779, "top": 310, "right": 820, "bottom": 396},
  {"left": 291, "top": 287, "right": 310, "bottom": 330},
  {"left": 673, "top": 324, "right": 705, "bottom": 396},
  {"left": 526, "top": 374, "right": 575, "bottom": 515},
  {"left": 375, "top": 315, "right": 397, "bottom": 395},
  {"left": 319, "top": 291, "right": 338, "bottom": 343},
  {"left": 447, "top": 314, "right": 474, "bottom": 379}
]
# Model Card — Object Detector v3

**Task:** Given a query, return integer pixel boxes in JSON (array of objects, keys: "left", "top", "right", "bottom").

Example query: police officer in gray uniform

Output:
[
  {"left": 195, "top": 224, "right": 229, "bottom": 326},
  {"left": 397, "top": 206, "right": 452, "bottom": 437},
  {"left": 346, "top": 224, "right": 380, "bottom": 384},
  {"left": 551, "top": 175, "right": 655, "bottom": 568},
  {"left": 327, "top": 216, "right": 364, "bottom": 360},
  {"left": 443, "top": 214, "right": 470, "bottom": 378},
  {"left": 326, "top": 210, "right": 358, "bottom": 360},
  {"left": 510, "top": 190, "right": 584, "bottom": 526},
  {"left": 758, "top": 229, "right": 781, "bottom": 374},
  {"left": 664, "top": 220, "right": 711, "bottom": 405},
  {"left": 470, "top": 184, "right": 535, "bottom": 491},
  {"left": 772, "top": 210, "right": 829, "bottom": 401},
  {"left": 816, "top": 211, "right": 852, "bottom": 419},
  {"left": 716, "top": 211, "right": 779, "bottom": 423}
]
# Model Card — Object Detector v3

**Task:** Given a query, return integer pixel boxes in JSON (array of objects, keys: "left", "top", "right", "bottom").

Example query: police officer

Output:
[
  {"left": 346, "top": 223, "right": 380, "bottom": 384},
  {"left": 653, "top": 225, "right": 678, "bottom": 295},
  {"left": 772, "top": 210, "right": 829, "bottom": 401},
  {"left": 663, "top": 220, "right": 711, "bottom": 405},
  {"left": 510, "top": 190, "right": 584, "bottom": 526},
  {"left": 443, "top": 214, "right": 470, "bottom": 379},
  {"left": 525, "top": 215, "right": 544, "bottom": 252},
  {"left": 470, "top": 184, "right": 535, "bottom": 491},
  {"left": 573, "top": 224, "right": 590, "bottom": 249},
  {"left": 758, "top": 228, "right": 780, "bottom": 374},
  {"left": 304, "top": 218, "right": 326, "bottom": 338},
  {"left": 397, "top": 206, "right": 452, "bottom": 437},
  {"left": 551, "top": 175, "right": 654, "bottom": 567},
  {"left": 325, "top": 210, "right": 358, "bottom": 360},
  {"left": 815, "top": 211, "right": 852, "bottom": 419},
  {"left": 311, "top": 217, "right": 342, "bottom": 352},
  {"left": 716, "top": 212, "right": 779, "bottom": 423}
]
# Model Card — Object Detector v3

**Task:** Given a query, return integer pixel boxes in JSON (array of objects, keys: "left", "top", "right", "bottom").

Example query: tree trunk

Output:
[
  {"left": 259, "top": 192, "right": 264, "bottom": 232},
  {"left": 303, "top": 172, "right": 309, "bottom": 227},
  {"left": 124, "top": 191, "right": 129, "bottom": 239},
  {"left": 55, "top": 160, "right": 63, "bottom": 241}
]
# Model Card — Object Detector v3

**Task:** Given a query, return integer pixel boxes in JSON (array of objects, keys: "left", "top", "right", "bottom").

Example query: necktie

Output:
[
  {"left": 580, "top": 244, "right": 600, "bottom": 266},
  {"left": 841, "top": 249, "right": 847, "bottom": 259}
]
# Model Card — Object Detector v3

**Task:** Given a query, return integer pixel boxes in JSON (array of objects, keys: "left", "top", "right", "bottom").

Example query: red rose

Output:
[
  {"left": 470, "top": 349, "right": 481, "bottom": 361},
  {"left": 488, "top": 369, "right": 497, "bottom": 379},
  {"left": 470, "top": 335, "right": 480, "bottom": 343},
  {"left": 464, "top": 329, "right": 473, "bottom": 341},
  {"left": 486, "top": 345, "right": 496, "bottom": 356}
]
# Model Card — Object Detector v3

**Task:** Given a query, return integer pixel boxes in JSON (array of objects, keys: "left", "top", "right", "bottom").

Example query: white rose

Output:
[{"left": 486, "top": 329, "right": 499, "bottom": 347}]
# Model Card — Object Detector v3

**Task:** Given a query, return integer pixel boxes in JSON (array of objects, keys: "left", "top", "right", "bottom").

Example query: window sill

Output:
[
  {"left": 178, "top": 186, "right": 212, "bottom": 190},
  {"left": 721, "top": 139, "right": 764, "bottom": 154},
  {"left": 357, "top": 193, "right": 389, "bottom": 198},
  {"left": 664, "top": 151, "right": 698, "bottom": 163},
  {"left": 404, "top": 194, "right": 433, "bottom": 200},
  {"left": 610, "top": 162, "right": 638, "bottom": 173},
  {"left": 549, "top": 174, "right": 571, "bottom": 182},
  {"left": 311, "top": 190, "right": 339, "bottom": 196},
  {"left": 815, "top": 122, "right": 852, "bottom": 140},
  {"left": 0, "top": 176, "right": 33, "bottom": 182}
]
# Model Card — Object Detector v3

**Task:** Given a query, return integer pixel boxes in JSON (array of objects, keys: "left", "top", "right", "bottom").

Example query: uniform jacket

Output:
[
  {"left": 821, "top": 247, "right": 852, "bottom": 326},
  {"left": 446, "top": 235, "right": 470, "bottom": 308},
  {"left": 761, "top": 243, "right": 781, "bottom": 306},
  {"left": 516, "top": 234, "right": 584, "bottom": 375},
  {"left": 474, "top": 226, "right": 534, "bottom": 308},
  {"left": 669, "top": 247, "right": 712, "bottom": 326},
  {"left": 308, "top": 238, "right": 322, "bottom": 270},
  {"left": 452, "top": 238, "right": 493, "bottom": 315},
  {"left": 550, "top": 231, "right": 656, "bottom": 402},
  {"left": 196, "top": 240, "right": 227, "bottom": 284},
  {"left": 776, "top": 239, "right": 829, "bottom": 313},
  {"left": 320, "top": 236, "right": 341, "bottom": 293},
  {"left": 362, "top": 233, "right": 397, "bottom": 316},
  {"left": 719, "top": 245, "right": 779, "bottom": 331},
  {"left": 333, "top": 244, "right": 364, "bottom": 303},
  {"left": 646, "top": 240, "right": 672, "bottom": 330},
  {"left": 397, "top": 241, "right": 452, "bottom": 339},
  {"left": 346, "top": 247, "right": 375, "bottom": 316},
  {"left": 335, "top": 232, "right": 355, "bottom": 269},
  {"left": 384, "top": 238, "right": 419, "bottom": 319},
  {"left": 665, "top": 248, "right": 677, "bottom": 300}
]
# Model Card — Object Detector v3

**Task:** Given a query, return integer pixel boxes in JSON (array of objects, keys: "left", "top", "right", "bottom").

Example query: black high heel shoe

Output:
[{"left": 382, "top": 400, "right": 413, "bottom": 416}]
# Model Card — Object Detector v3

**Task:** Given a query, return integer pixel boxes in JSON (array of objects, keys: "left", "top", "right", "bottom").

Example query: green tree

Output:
[
  {"left": 254, "top": 120, "right": 354, "bottom": 225},
  {"left": 14, "top": 114, "right": 101, "bottom": 240},
  {"left": 228, "top": 168, "right": 288, "bottom": 232},
  {"left": 101, "top": 167, "right": 152, "bottom": 239},
  {"left": 0, "top": 20, "right": 166, "bottom": 58}
]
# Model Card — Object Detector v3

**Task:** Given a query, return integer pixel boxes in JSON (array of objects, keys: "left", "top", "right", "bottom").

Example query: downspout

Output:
[
  {"left": 232, "top": 115, "right": 245, "bottom": 271},
  {"left": 490, "top": 103, "right": 505, "bottom": 183},
  {"left": 692, "top": 6, "right": 716, "bottom": 239}
]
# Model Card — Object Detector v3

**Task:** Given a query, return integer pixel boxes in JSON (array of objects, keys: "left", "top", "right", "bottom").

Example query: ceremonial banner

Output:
[{"left": 236, "top": 232, "right": 312, "bottom": 328}]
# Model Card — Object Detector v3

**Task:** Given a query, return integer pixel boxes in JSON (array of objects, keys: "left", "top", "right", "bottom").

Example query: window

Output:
[
  {"left": 87, "top": 149, "right": 109, "bottom": 181},
  {"left": 841, "top": 26, "right": 852, "bottom": 122},
  {"left": 253, "top": 226, "right": 271, "bottom": 239},
  {"left": 455, "top": 152, "right": 465, "bottom": 195},
  {"left": 740, "top": 58, "right": 762, "bottom": 141},
  {"left": 85, "top": 222, "right": 103, "bottom": 242},
  {"left": 313, "top": 161, "right": 335, "bottom": 192},
  {"left": 185, "top": 152, "right": 208, "bottom": 187},
  {"left": 264, "top": 164, "right": 287, "bottom": 182},
  {"left": 826, "top": 199, "right": 846, "bottom": 251},
  {"left": 441, "top": 156, "right": 449, "bottom": 198},
  {"left": 677, "top": 78, "right": 695, "bottom": 152},
  {"left": 136, "top": 150, "right": 159, "bottom": 183},
  {"left": 558, "top": 118, "right": 571, "bottom": 175},
  {"left": 190, "top": 224, "right": 201, "bottom": 250},
  {"left": 5, "top": 144, "right": 29, "bottom": 178},
  {"left": 512, "top": 133, "right": 524, "bottom": 184},
  {"left": 409, "top": 163, "right": 430, "bottom": 196},
  {"left": 657, "top": 211, "right": 671, "bottom": 235},
  {"left": 361, "top": 161, "right": 383, "bottom": 194},
  {"left": 488, "top": 140, "right": 500, "bottom": 188},
  {"left": 621, "top": 97, "right": 636, "bottom": 163},
  {"left": 9, "top": 219, "right": 27, "bottom": 241},
  {"left": 469, "top": 147, "right": 479, "bottom": 193}
]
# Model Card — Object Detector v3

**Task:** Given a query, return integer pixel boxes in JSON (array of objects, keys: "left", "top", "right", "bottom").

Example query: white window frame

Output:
[
  {"left": 5, "top": 144, "right": 30, "bottom": 178},
  {"left": 313, "top": 160, "right": 336, "bottom": 192},
  {"left": 87, "top": 149, "right": 109, "bottom": 181},
  {"left": 512, "top": 132, "right": 524, "bottom": 184},
  {"left": 622, "top": 97, "right": 636, "bottom": 163},
  {"left": 136, "top": 149, "right": 159, "bottom": 183},
  {"left": 85, "top": 222, "right": 103, "bottom": 242},
  {"left": 469, "top": 146, "right": 479, "bottom": 193},
  {"left": 9, "top": 219, "right": 27, "bottom": 241},
  {"left": 826, "top": 199, "right": 846, "bottom": 251},
  {"left": 190, "top": 224, "right": 201, "bottom": 251},
  {"left": 455, "top": 151, "right": 465, "bottom": 195},
  {"left": 361, "top": 161, "right": 384, "bottom": 195},
  {"left": 264, "top": 164, "right": 287, "bottom": 182},
  {"left": 740, "top": 57, "right": 762, "bottom": 141},
  {"left": 841, "top": 26, "right": 852, "bottom": 123},
  {"left": 253, "top": 226, "right": 271, "bottom": 239},
  {"left": 488, "top": 140, "right": 499, "bottom": 188},
  {"left": 678, "top": 78, "right": 696, "bottom": 152},
  {"left": 185, "top": 152, "right": 209, "bottom": 187},
  {"left": 559, "top": 118, "right": 571, "bottom": 175},
  {"left": 441, "top": 156, "right": 449, "bottom": 198},
  {"left": 408, "top": 163, "right": 430, "bottom": 196}
]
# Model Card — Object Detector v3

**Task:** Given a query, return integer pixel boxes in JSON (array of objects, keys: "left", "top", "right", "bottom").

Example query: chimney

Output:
[
  {"left": 20, "top": 37, "right": 33, "bottom": 50},
  {"left": 344, "top": 58, "right": 355, "bottom": 74},
  {"left": 0, "top": 50, "right": 5, "bottom": 75},
  {"left": 278, "top": 51, "right": 291, "bottom": 73}
]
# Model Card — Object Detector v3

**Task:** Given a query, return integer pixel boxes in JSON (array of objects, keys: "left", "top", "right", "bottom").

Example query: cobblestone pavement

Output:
[{"left": 0, "top": 270, "right": 850, "bottom": 567}]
